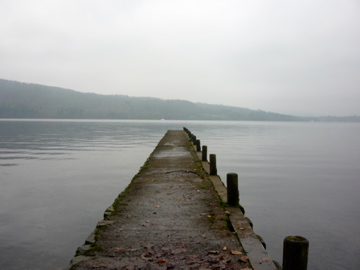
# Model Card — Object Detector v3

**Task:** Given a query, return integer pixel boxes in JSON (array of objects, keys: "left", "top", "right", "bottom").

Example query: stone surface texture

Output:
[{"left": 69, "top": 130, "right": 273, "bottom": 270}]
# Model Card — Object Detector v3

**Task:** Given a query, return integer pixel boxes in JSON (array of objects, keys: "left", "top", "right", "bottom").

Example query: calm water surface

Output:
[{"left": 0, "top": 120, "right": 359, "bottom": 270}]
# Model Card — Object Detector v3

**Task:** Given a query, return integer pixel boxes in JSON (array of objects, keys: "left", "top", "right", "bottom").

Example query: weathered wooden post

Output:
[
  {"left": 192, "top": 135, "right": 197, "bottom": 145},
  {"left": 227, "top": 173, "right": 239, "bottom": 206},
  {"left": 183, "top": 127, "right": 189, "bottom": 137},
  {"left": 209, "top": 154, "right": 217, "bottom": 175},
  {"left": 196, "top": 139, "right": 201, "bottom": 151},
  {"left": 202, "top": 145, "right": 207, "bottom": 161},
  {"left": 282, "top": 236, "right": 309, "bottom": 270}
]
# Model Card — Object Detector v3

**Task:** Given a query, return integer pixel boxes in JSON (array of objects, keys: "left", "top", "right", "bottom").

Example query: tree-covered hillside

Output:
[{"left": 0, "top": 78, "right": 344, "bottom": 121}]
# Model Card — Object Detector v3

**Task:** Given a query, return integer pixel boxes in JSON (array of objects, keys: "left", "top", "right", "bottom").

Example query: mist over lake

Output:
[{"left": 0, "top": 120, "right": 359, "bottom": 270}]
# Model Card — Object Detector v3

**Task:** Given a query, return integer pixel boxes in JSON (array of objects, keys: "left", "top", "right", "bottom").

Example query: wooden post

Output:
[
  {"left": 227, "top": 173, "right": 239, "bottom": 206},
  {"left": 202, "top": 145, "right": 207, "bottom": 161},
  {"left": 282, "top": 236, "right": 309, "bottom": 270},
  {"left": 196, "top": 139, "right": 201, "bottom": 151},
  {"left": 192, "top": 135, "right": 197, "bottom": 145},
  {"left": 209, "top": 154, "right": 217, "bottom": 175}
]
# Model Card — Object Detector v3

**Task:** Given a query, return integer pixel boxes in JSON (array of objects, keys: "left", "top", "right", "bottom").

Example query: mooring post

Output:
[
  {"left": 196, "top": 139, "right": 201, "bottom": 151},
  {"left": 192, "top": 135, "right": 197, "bottom": 145},
  {"left": 209, "top": 154, "right": 217, "bottom": 175},
  {"left": 202, "top": 145, "right": 207, "bottom": 161},
  {"left": 227, "top": 173, "right": 239, "bottom": 206},
  {"left": 282, "top": 236, "right": 309, "bottom": 270}
]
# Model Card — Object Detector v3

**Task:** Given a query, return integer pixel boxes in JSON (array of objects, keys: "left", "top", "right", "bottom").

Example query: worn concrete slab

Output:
[{"left": 69, "top": 130, "right": 275, "bottom": 270}]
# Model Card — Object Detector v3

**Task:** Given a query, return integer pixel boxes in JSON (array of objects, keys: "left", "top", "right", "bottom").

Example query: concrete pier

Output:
[{"left": 69, "top": 130, "right": 277, "bottom": 269}]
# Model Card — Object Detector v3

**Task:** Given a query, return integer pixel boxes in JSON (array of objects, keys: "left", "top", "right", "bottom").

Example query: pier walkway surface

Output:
[{"left": 70, "top": 130, "right": 277, "bottom": 270}]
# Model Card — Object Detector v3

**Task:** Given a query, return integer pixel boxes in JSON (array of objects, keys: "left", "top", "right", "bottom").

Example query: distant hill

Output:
[{"left": 0, "top": 79, "right": 358, "bottom": 121}]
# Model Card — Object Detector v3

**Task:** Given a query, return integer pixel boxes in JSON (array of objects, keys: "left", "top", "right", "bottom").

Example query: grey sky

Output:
[{"left": 1, "top": 0, "right": 359, "bottom": 116}]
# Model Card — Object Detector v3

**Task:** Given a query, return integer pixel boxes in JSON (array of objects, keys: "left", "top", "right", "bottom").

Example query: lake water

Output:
[{"left": 0, "top": 120, "right": 359, "bottom": 270}]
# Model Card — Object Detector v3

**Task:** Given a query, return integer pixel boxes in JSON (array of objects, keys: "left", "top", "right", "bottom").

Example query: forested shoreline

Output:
[{"left": 0, "top": 79, "right": 358, "bottom": 122}]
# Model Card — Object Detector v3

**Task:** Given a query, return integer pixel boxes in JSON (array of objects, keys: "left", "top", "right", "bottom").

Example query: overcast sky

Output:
[{"left": 1, "top": 0, "right": 359, "bottom": 116}]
